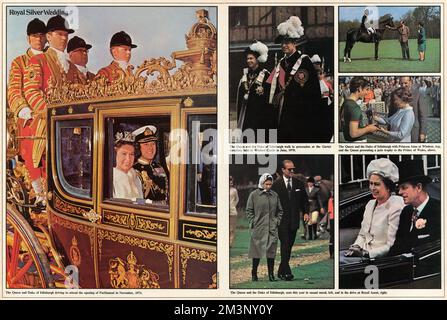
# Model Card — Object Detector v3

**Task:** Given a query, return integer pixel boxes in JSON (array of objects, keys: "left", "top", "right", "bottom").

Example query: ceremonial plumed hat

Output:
[
  {"left": 310, "top": 54, "right": 322, "bottom": 65},
  {"left": 27, "top": 18, "right": 47, "bottom": 35},
  {"left": 132, "top": 125, "right": 158, "bottom": 143},
  {"left": 46, "top": 15, "right": 74, "bottom": 34},
  {"left": 110, "top": 31, "right": 137, "bottom": 48},
  {"left": 274, "top": 16, "right": 307, "bottom": 45},
  {"left": 244, "top": 40, "right": 269, "bottom": 63},
  {"left": 67, "top": 36, "right": 92, "bottom": 53}
]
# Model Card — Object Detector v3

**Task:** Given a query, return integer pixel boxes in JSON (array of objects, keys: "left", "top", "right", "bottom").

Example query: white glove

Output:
[{"left": 18, "top": 107, "right": 33, "bottom": 120}]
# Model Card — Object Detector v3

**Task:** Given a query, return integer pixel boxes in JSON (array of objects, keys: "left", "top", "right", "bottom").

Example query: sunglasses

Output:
[{"left": 285, "top": 168, "right": 295, "bottom": 172}]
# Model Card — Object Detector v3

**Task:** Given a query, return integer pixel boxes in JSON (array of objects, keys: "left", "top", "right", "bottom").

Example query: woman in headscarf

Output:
[
  {"left": 340, "top": 158, "right": 404, "bottom": 263},
  {"left": 246, "top": 173, "right": 283, "bottom": 281}
]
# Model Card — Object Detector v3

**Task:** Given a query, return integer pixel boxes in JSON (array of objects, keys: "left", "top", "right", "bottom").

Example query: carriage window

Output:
[
  {"left": 186, "top": 114, "right": 217, "bottom": 217},
  {"left": 103, "top": 116, "right": 170, "bottom": 212},
  {"left": 55, "top": 119, "right": 93, "bottom": 199}
]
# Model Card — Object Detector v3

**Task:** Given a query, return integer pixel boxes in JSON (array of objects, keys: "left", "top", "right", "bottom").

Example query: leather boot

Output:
[
  {"left": 267, "top": 258, "right": 276, "bottom": 281},
  {"left": 252, "top": 258, "right": 259, "bottom": 281}
]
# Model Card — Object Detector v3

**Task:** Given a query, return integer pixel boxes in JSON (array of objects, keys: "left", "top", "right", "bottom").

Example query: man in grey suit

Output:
[{"left": 400, "top": 76, "right": 427, "bottom": 143}]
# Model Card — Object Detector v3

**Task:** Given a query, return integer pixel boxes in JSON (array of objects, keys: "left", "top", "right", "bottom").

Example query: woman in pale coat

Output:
[
  {"left": 229, "top": 176, "right": 239, "bottom": 248},
  {"left": 341, "top": 158, "right": 404, "bottom": 263},
  {"left": 375, "top": 87, "right": 414, "bottom": 142},
  {"left": 246, "top": 173, "right": 283, "bottom": 281}
]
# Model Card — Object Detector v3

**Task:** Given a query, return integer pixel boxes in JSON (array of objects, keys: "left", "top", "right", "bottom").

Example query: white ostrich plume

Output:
[
  {"left": 249, "top": 41, "right": 269, "bottom": 63},
  {"left": 277, "top": 16, "right": 304, "bottom": 39}
]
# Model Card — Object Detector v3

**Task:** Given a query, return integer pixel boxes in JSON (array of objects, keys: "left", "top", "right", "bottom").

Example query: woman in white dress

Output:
[
  {"left": 113, "top": 132, "right": 143, "bottom": 200},
  {"left": 341, "top": 158, "right": 404, "bottom": 263}
]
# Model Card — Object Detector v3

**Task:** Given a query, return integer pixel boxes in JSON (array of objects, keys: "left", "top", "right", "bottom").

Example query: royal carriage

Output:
[
  {"left": 6, "top": 9, "right": 217, "bottom": 289},
  {"left": 339, "top": 155, "right": 441, "bottom": 289}
]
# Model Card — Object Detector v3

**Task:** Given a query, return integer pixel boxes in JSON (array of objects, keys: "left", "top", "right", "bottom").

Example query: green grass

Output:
[
  {"left": 230, "top": 215, "right": 334, "bottom": 289},
  {"left": 339, "top": 38, "right": 440, "bottom": 73},
  {"left": 234, "top": 260, "right": 334, "bottom": 289}
]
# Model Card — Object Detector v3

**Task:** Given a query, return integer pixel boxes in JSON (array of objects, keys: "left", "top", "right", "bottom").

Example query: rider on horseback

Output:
[{"left": 361, "top": 9, "right": 377, "bottom": 41}]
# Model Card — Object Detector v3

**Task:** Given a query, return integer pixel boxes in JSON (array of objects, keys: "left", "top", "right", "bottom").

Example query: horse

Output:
[{"left": 343, "top": 14, "right": 395, "bottom": 62}]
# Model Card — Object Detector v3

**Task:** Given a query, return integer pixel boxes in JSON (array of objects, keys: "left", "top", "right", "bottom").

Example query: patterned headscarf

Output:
[{"left": 258, "top": 173, "right": 273, "bottom": 190}]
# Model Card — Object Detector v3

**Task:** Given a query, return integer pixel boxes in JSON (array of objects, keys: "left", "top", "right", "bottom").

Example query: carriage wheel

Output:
[
  {"left": 6, "top": 173, "right": 30, "bottom": 220},
  {"left": 6, "top": 205, "right": 54, "bottom": 288}
]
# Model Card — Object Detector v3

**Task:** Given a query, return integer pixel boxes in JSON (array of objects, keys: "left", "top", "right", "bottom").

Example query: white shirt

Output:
[
  {"left": 30, "top": 48, "right": 43, "bottom": 55},
  {"left": 50, "top": 46, "right": 70, "bottom": 73},
  {"left": 75, "top": 64, "right": 89, "bottom": 76},
  {"left": 282, "top": 175, "right": 292, "bottom": 189},
  {"left": 114, "top": 59, "right": 130, "bottom": 71},
  {"left": 113, "top": 167, "right": 143, "bottom": 200},
  {"left": 416, "top": 195, "right": 430, "bottom": 216}
]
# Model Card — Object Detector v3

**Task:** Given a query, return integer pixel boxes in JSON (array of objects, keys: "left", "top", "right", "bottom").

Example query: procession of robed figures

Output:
[{"left": 235, "top": 15, "right": 334, "bottom": 144}]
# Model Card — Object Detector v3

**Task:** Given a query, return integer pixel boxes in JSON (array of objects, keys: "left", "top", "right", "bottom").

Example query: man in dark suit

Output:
[
  {"left": 272, "top": 159, "right": 309, "bottom": 281},
  {"left": 389, "top": 159, "right": 441, "bottom": 255}
]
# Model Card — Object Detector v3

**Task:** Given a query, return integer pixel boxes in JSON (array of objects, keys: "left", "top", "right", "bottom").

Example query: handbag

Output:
[{"left": 308, "top": 211, "right": 319, "bottom": 225}]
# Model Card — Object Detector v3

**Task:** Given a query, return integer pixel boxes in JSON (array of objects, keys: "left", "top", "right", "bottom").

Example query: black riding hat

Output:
[
  {"left": 46, "top": 15, "right": 74, "bottom": 34},
  {"left": 67, "top": 36, "right": 92, "bottom": 53},
  {"left": 27, "top": 18, "right": 47, "bottom": 35},
  {"left": 110, "top": 31, "right": 137, "bottom": 48}
]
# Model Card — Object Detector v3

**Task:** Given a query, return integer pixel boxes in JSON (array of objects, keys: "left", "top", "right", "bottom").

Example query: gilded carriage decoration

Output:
[
  {"left": 181, "top": 222, "right": 217, "bottom": 245},
  {"left": 180, "top": 247, "right": 217, "bottom": 286},
  {"left": 6, "top": 8, "right": 217, "bottom": 289},
  {"left": 69, "top": 236, "right": 82, "bottom": 267},
  {"left": 103, "top": 210, "right": 168, "bottom": 236},
  {"left": 109, "top": 251, "right": 160, "bottom": 289},
  {"left": 208, "top": 273, "right": 217, "bottom": 289},
  {"left": 45, "top": 9, "right": 217, "bottom": 106}
]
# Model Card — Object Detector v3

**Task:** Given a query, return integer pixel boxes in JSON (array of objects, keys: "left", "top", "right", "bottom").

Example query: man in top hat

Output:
[
  {"left": 236, "top": 40, "right": 275, "bottom": 139},
  {"left": 132, "top": 125, "right": 169, "bottom": 203},
  {"left": 266, "top": 16, "right": 332, "bottom": 143},
  {"left": 96, "top": 31, "right": 137, "bottom": 83},
  {"left": 389, "top": 159, "right": 441, "bottom": 256},
  {"left": 21, "top": 16, "right": 80, "bottom": 206},
  {"left": 68, "top": 36, "right": 95, "bottom": 84}
]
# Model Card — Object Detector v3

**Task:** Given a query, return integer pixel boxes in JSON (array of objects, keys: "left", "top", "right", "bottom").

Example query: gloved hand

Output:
[
  {"left": 18, "top": 107, "right": 33, "bottom": 120},
  {"left": 303, "top": 213, "right": 309, "bottom": 222},
  {"left": 344, "top": 244, "right": 363, "bottom": 257}
]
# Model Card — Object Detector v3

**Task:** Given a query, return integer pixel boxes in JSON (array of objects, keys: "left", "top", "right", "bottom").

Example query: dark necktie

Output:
[
  {"left": 410, "top": 208, "right": 418, "bottom": 231},
  {"left": 287, "top": 178, "right": 292, "bottom": 199}
]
